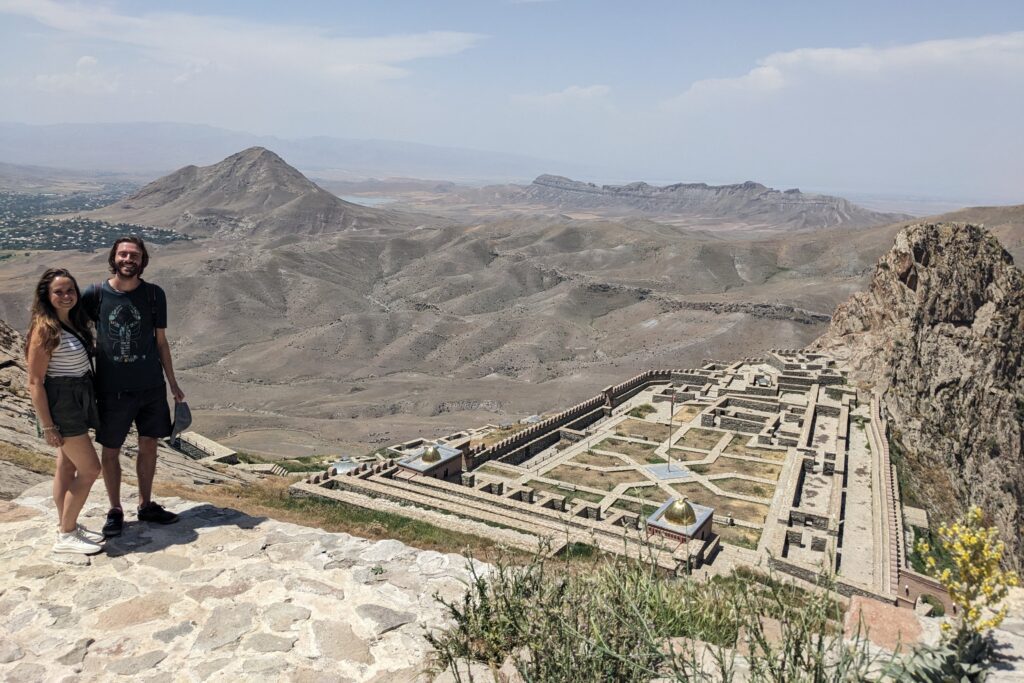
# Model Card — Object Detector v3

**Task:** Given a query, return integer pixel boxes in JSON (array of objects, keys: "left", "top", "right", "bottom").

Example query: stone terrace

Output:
[{"left": 0, "top": 483, "right": 486, "bottom": 682}]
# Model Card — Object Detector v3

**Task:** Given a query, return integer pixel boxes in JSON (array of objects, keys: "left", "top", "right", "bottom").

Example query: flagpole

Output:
[{"left": 668, "top": 390, "right": 674, "bottom": 472}]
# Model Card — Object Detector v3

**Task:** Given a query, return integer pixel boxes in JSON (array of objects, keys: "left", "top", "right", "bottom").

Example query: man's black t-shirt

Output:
[{"left": 81, "top": 280, "right": 168, "bottom": 394}]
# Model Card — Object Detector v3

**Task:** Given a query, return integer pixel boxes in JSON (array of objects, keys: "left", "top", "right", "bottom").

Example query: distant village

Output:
[{"left": 0, "top": 190, "right": 187, "bottom": 252}]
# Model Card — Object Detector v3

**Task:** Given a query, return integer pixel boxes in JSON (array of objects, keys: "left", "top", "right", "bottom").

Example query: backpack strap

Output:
[
  {"left": 148, "top": 282, "right": 157, "bottom": 326},
  {"left": 60, "top": 322, "right": 96, "bottom": 375},
  {"left": 91, "top": 282, "right": 104, "bottom": 322}
]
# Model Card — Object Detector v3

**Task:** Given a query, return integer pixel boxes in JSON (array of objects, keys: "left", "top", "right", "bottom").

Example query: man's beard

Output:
[{"left": 117, "top": 263, "right": 139, "bottom": 277}]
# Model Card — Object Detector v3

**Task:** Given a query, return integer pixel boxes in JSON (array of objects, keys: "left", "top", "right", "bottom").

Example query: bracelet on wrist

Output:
[{"left": 42, "top": 425, "right": 59, "bottom": 432}]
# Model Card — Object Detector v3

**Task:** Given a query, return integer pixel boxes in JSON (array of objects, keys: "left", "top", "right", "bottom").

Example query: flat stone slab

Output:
[
  {"left": 844, "top": 596, "right": 922, "bottom": 651},
  {"left": 646, "top": 463, "right": 692, "bottom": 480},
  {"left": 0, "top": 481, "right": 481, "bottom": 681}
]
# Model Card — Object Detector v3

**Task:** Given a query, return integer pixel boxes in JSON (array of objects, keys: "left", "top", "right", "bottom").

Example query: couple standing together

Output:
[{"left": 26, "top": 236, "right": 185, "bottom": 555}]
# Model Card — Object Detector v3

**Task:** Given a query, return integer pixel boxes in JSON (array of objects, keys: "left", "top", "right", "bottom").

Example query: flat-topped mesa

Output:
[
  {"left": 524, "top": 174, "right": 907, "bottom": 229},
  {"left": 813, "top": 222, "right": 1024, "bottom": 570}
]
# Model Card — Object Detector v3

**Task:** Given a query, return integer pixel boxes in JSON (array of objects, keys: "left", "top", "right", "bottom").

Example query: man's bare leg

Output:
[
  {"left": 136, "top": 436, "right": 158, "bottom": 508},
  {"left": 101, "top": 446, "right": 122, "bottom": 511}
]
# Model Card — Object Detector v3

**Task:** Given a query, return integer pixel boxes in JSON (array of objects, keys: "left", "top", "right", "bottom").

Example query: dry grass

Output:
[
  {"left": 674, "top": 428, "right": 727, "bottom": 451},
  {"left": 544, "top": 464, "right": 644, "bottom": 492},
  {"left": 156, "top": 479, "right": 513, "bottom": 559},
  {"left": 724, "top": 435, "right": 787, "bottom": 461},
  {"left": 526, "top": 479, "right": 604, "bottom": 503},
  {"left": 610, "top": 500, "right": 660, "bottom": 517},
  {"left": 476, "top": 463, "right": 521, "bottom": 480},
  {"left": 0, "top": 442, "right": 55, "bottom": 475},
  {"left": 688, "top": 455, "right": 781, "bottom": 481},
  {"left": 622, "top": 485, "right": 669, "bottom": 504},
  {"left": 571, "top": 450, "right": 626, "bottom": 468},
  {"left": 672, "top": 405, "right": 703, "bottom": 423},
  {"left": 594, "top": 438, "right": 665, "bottom": 464},
  {"left": 711, "top": 477, "right": 775, "bottom": 499},
  {"left": 613, "top": 419, "right": 670, "bottom": 442},
  {"left": 667, "top": 448, "right": 712, "bottom": 463},
  {"left": 715, "top": 523, "right": 762, "bottom": 550},
  {"left": 669, "top": 482, "right": 770, "bottom": 524}
]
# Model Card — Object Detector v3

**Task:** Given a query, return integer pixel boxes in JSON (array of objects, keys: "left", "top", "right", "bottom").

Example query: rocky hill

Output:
[
  {"left": 814, "top": 223, "right": 1024, "bottom": 569},
  {"left": 82, "top": 147, "right": 413, "bottom": 238},
  {"left": 512, "top": 175, "right": 908, "bottom": 230}
]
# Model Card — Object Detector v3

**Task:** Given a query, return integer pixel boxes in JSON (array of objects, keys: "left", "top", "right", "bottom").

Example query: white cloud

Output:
[
  {"left": 0, "top": 0, "right": 485, "bottom": 84},
  {"left": 649, "top": 31, "right": 1024, "bottom": 201},
  {"left": 515, "top": 84, "right": 611, "bottom": 106},
  {"left": 667, "top": 32, "right": 1024, "bottom": 108},
  {"left": 35, "top": 55, "right": 118, "bottom": 95}
]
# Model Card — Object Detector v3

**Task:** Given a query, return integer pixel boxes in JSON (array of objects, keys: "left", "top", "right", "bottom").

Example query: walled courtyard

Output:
[{"left": 292, "top": 350, "right": 938, "bottom": 610}]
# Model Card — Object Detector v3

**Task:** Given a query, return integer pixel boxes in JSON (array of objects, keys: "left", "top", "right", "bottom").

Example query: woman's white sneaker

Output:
[
  {"left": 76, "top": 524, "right": 104, "bottom": 544},
  {"left": 53, "top": 530, "right": 102, "bottom": 555}
]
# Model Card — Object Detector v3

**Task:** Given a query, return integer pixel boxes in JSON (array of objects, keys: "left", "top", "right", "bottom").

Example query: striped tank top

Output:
[{"left": 47, "top": 329, "right": 92, "bottom": 378}]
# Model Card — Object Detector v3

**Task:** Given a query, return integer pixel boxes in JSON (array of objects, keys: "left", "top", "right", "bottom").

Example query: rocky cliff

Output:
[
  {"left": 521, "top": 174, "right": 908, "bottom": 229},
  {"left": 814, "top": 223, "right": 1024, "bottom": 569}
]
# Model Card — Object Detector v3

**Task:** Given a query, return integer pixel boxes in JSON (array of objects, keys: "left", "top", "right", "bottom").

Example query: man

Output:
[{"left": 82, "top": 236, "right": 185, "bottom": 537}]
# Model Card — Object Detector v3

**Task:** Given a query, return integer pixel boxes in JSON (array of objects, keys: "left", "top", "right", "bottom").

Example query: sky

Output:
[{"left": 1, "top": 0, "right": 1023, "bottom": 203}]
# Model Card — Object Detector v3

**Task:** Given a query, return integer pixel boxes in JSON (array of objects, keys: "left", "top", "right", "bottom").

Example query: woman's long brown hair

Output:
[{"left": 24, "top": 268, "right": 94, "bottom": 356}]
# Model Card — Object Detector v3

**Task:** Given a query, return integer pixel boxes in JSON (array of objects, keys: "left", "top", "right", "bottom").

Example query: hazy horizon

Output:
[{"left": 1, "top": 1, "right": 1022, "bottom": 204}]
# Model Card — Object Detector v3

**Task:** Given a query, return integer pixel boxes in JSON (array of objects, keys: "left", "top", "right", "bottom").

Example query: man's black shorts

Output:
[{"left": 96, "top": 385, "right": 172, "bottom": 448}]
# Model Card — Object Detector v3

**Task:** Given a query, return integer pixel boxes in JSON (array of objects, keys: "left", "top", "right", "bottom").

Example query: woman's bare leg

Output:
[
  {"left": 52, "top": 448, "right": 74, "bottom": 522},
  {"left": 56, "top": 435, "right": 101, "bottom": 534}
]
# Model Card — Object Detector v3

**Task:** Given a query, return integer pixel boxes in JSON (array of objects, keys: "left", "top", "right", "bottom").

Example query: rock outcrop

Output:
[
  {"left": 814, "top": 223, "right": 1024, "bottom": 569},
  {"left": 519, "top": 174, "right": 908, "bottom": 229},
  {"left": 0, "top": 319, "right": 40, "bottom": 453}
]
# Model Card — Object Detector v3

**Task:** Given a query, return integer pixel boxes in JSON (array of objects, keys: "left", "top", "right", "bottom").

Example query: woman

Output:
[{"left": 26, "top": 268, "right": 104, "bottom": 555}]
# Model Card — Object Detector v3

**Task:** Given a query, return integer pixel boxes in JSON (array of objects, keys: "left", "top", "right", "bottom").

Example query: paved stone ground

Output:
[{"left": 0, "top": 482, "right": 489, "bottom": 682}]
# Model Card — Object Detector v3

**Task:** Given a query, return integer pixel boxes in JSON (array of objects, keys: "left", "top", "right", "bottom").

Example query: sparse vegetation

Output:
[
  {"left": 545, "top": 464, "right": 643, "bottom": 491},
  {"left": 714, "top": 522, "right": 761, "bottom": 549},
  {"left": 627, "top": 403, "right": 656, "bottom": 418},
  {"left": 0, "top": 442, "right": 55, "bottom": 475},
  {"left": 674, "top": 428, "right": 726, "bottom": 451},
  {"left": 594, "top": 437, "right": 665, "bottom": 464},
  {"left": 156, "top": 478, "right": 511, "bottom": 558},
  {"left": 713, "top": 477, "right": 773, "bottom": 499},
  {"left": 670, "top": 481, "right": 769, "bottom": 524},
  {"left": 571, "top": 449, "right": 624, "bottom": 468},
  {"left": 427, "top": 547, "right": 890, "bottom": 681},
  {"left": 688, "top": 455, "right": 781, "bottom": 480},
  {"left": 526, "top": 479, "right": 604, "bottom": 504}
]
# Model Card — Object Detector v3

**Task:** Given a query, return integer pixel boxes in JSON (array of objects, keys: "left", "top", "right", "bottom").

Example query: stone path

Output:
[{"left": 0, "top": 482, "right": 488, "bottom": 682}]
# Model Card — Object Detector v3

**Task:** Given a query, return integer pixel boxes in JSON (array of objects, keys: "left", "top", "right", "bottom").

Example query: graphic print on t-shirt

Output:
[{"left": 108, "top": 302, "right": 143, "bottom": 362}]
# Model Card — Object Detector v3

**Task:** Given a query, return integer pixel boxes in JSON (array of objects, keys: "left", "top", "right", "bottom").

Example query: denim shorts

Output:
[{"left": 44, "top": 374, "right": 100, "bottom": 438}]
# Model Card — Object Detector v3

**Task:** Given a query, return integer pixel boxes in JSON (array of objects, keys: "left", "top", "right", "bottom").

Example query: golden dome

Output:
[
  {"left": 422, "top": 445, "right": 441, "bottom": 463},
  {"left": 664, "top": 497, "right": 697, "bottom": 526}
]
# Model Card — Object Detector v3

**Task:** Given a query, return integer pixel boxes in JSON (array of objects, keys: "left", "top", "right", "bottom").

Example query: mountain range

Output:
[{"left": 0, "top": 122, "right": 589, "bottom": 182}]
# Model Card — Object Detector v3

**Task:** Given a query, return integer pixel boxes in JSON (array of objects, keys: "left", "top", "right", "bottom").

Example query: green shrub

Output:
[{"left": 427, "top": 547, "right": 888, "bottom": 682}]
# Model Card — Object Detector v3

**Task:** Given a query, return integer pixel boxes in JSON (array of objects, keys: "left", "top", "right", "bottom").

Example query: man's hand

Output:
[
  {"left": 170, "top": 383, "right": 185, "bottom": 403},
  {"left": 44, "top": 428, "right": 64, "bottom": 448}
]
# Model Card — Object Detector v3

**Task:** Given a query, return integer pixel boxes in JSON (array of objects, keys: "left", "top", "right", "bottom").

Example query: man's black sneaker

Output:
[
  {"left": 137, "top": 501, "right": 179, "bottom": 525},
  {"left": 102, "top": 508, "right": 124, "bottom": 538}
]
